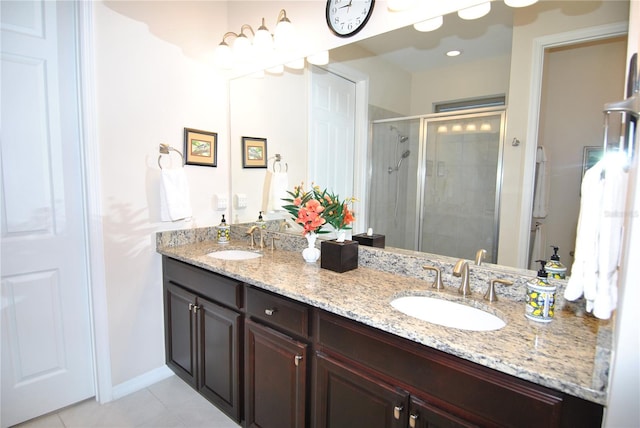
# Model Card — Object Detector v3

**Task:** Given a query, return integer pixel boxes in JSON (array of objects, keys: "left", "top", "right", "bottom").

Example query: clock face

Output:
[{"left": 326, "top": 0, "right": 375, "bottom": 38}]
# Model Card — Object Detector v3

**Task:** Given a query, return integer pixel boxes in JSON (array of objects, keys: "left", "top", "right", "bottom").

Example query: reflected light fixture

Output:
[
  {"left": 387, "top": 0, "right": 417, "bottom": 12},
  {"left": 307, "top": 50, "right": 329, "bottom": 65},
  {"left": 452, "top": 124, "right": 463, "bottom": 132},
  {"left": 285, "top": 58, "right": 305, "bottom": 70},
  {"left": 437, "top": 125, "right": 448, "bottom": 133},
  {"left": 414, "top": 16, "right": 443, "bottom": 32},
  {"left": 504, "top": 0, "right": 539, "bottom": 7},
  {"left": 446, "top": 50, "right": 462, "bottom": 57},
  {"left": 480, "top": 122, "right": 492, "bottom": 131},
  {"left": 466, "top": 123, "right": 477, "bottom": 132},
  {"left": 458, "top": 2, "right": 491, "bottom": 20},
  {"left": 266, "top": 64, "right": 284, "bottom": 74}
]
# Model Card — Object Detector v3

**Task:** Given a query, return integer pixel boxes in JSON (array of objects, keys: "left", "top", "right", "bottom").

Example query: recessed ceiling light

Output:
[{"left": 446, "top": 50, "right": 462, "bottom": 57}]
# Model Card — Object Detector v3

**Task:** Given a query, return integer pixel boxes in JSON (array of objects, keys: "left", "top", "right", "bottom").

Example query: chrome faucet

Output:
[
  {"left": 423, "top": 266, "right": 444, "bottom": 291},
  {"left": 452, "top": 259, "right": 471, "bottom": 296},
  {"left": 475, "top": 249, "right": 487, "bottom": 266}
]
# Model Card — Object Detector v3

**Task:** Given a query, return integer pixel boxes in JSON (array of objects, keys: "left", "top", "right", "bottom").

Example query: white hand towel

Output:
[
  {"left": 529, "top": 222, "right": 545, "bottom": 271},
  {"left": 270, "top": 172, "right": 289, "bottom": 211},
  {"left": 532, "top": 146, "right": 548, "bottom": 218},
  {"left": 160, "top": 168, "right": 192, "bottom": 222}
]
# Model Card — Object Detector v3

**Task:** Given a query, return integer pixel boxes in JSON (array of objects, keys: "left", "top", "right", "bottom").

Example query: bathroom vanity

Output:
[{"left": 158, "top": 228, "right": 609, "bottom": 428}]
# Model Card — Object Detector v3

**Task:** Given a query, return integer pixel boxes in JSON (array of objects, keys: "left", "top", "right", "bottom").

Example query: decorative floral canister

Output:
[{"left": 525, "top": 261, "right": 556, "bottom": 322}]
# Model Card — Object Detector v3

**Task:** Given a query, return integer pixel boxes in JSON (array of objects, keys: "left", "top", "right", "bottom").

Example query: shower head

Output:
[{"left": 395, "top": 150, "right": 411, "bottom": 169}]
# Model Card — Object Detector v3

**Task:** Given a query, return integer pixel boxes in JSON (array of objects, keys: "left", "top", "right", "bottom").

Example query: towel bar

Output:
[
  {"left": 271, "top": 153, "right": 288, "bottom": 172},
  {"left": 158, "top": 143, "right": 184, "bottom": 169}
]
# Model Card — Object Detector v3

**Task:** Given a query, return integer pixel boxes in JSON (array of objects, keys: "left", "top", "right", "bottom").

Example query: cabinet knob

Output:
[
  {"left": 264, "top": 308, "right": 276, "bottom": 316},
  {"left": 294, "top": 355, "right": 303, "bottom": 366},
  {"left": 393, "top": 405, "right": 404, "bottom": 420},
  {"left": 409, "top": 413, "right": 419, "bottom": 428},
  {"left": 188, "top": 303, "right": 194, "bottom": 312}
]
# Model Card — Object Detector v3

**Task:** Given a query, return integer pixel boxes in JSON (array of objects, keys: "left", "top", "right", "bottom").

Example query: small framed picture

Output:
[
  {"left": 582, "top": 146, "right": 604, "bottom": 178},
  {"left": 242, "top": 137, "right": 267, "bottom": 168},
  {"left": 184, "top": 128, "right": 217, "bottom": 167}
]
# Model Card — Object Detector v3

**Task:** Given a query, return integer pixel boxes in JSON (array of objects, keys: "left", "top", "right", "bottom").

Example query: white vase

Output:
[
  {"left": 336, "top": 229, "right": 346, "bottom": 243},
  {"left": 302, "top": 233, "right": 320, "bottom": 263}
]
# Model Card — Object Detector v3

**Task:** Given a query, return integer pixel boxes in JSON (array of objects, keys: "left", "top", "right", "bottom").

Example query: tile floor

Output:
[{"left": 14, "top": 375, "right": 240, "bottom": 428}]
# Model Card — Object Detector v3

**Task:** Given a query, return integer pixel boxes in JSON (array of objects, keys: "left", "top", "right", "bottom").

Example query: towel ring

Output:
[
  {"left": 158, "top": 143, "right": 184, "bottom": 169},
  {"left": 272, "top": 153, "right": 288, "bottom": 172}
]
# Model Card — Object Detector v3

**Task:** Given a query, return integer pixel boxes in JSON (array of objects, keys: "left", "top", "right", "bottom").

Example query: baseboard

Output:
[{"left": 111, "top": 365, "right": 174, "bottom": 401}]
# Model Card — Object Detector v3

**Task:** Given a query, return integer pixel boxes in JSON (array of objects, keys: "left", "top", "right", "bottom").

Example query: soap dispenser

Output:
[
  {"left": 545, "top": 246, "right": 567, "bottom": 279},
  {"left": 525, "top": 260, "right": 556, "bottom": 323},
  {"left": 217, "top": 214, "right": 230, "bottom": 244},
  {"left": 256, "top": 211, "right": 267, "bottom": 229}
]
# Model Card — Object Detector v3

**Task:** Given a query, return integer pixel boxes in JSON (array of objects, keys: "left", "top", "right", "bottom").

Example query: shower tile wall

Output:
[{"left": 370, "top": 113, "right": 503, "bottom": 262}]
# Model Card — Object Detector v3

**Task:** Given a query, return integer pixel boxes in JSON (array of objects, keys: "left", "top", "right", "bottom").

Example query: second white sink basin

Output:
[
  {"left": 390, "top": 296, "right": 505, "bottom": 331},
  {"left": 206, "top": 250, "right": 262, "bottom": 261}
]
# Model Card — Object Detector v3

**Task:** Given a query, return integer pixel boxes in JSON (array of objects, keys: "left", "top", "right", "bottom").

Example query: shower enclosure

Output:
[{"left": 369, "top": 108, "right": 505, "bottom": 263}]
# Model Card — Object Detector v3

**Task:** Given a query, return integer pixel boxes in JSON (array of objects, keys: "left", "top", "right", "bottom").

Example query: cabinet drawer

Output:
[
  {"left": 163, "top": 256, "right": 242, "bottom": 310},
  {"left": 245, "top": 286, "right": 309, "bottom": 338}
]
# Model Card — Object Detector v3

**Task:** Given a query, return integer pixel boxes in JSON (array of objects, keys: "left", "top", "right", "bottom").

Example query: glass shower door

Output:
[{"left": 419, "top": 111, "right": 505, "bottom": 262}]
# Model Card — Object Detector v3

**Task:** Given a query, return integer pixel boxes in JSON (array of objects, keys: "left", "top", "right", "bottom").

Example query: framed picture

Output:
[
  {"left": 184, "top": 128, "right": 217, "bottom": 167},
  {"left": 582, "top": 146, "right": 604, "bottom": 178},
  {"left": 242, "top": 137, "right": 268, "bottom": 168}
]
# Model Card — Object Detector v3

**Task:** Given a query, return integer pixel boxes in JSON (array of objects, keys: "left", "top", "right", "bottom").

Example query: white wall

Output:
[{"left": 93, "top": 1, "right": 229, "bottom": 387}]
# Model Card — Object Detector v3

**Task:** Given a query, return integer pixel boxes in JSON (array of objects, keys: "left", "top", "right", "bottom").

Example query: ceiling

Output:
[{"left": 354, "top": 1, "right": 514, "bottom": 72}]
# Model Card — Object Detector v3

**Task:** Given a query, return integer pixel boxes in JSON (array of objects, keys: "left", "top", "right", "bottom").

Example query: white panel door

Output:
[
  {"left": 1, "top": 1, "right": 94, "bottom": 426},
  {"left": 309, "top": 67, "right": 356, "bottom": 211}
]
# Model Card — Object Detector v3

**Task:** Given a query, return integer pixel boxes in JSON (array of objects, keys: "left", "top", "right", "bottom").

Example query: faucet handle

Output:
[
  {"left": 270, "top": 236, "right": 280, "bottom": 251},
  {"left": 246, "top": 226, "right": 258, "bottom": 248},
  {"left": 484, "top": 279, "right": 513, "bottom": 302},
  {"left": 422, "top": 266, "right": 444, "bottom": 291}
]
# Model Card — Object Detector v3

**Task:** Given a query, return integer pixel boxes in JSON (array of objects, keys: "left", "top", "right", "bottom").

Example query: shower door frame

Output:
[{"left": 415, "top": 107, "right": 507, "bottom": 262}]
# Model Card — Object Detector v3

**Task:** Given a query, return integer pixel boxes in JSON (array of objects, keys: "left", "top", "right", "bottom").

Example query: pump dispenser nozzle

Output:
[
  {"left": 536, "top": 260, "right": 548, "bottom": 278},
  {"left": 550, "top": 246, "right": 560, "bottom": 261}
]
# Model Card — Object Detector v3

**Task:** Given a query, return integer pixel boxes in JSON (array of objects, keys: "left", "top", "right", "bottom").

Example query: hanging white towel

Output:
[
  {"left": 532, "top": 146, "right": 548, "bottom": 218},
  {"left": 261, "top": 171, "right": 289, "bottom": 212},
  {"left": 529, "top": 222, "right": 545, "bottom": 270},
  {"left": 564, "top": 153, "right": 628, "bottom": 319},
  {"left": 160, "top": 168, "right": 192, "bottom": 222}
]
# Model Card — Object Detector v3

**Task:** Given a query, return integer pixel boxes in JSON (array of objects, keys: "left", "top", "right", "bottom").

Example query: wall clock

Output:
[{"left": 326, "top": 0, "right": 375, "bottom": 38}]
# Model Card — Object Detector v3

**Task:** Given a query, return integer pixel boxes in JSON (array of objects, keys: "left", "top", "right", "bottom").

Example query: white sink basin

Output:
[
  {"left": 206, "top": 250, "right": 262, "bottom": 261},
  {"left": 390, "top": 296, "right": 505, "bottom": 331}
]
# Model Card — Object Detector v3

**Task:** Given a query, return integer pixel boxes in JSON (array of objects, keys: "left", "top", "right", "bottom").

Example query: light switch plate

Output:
[
  {"left": 216, "top": 194, "right": 228, "bottom": 210},
  {"left": 235, "top": 193, "right": 247, "bottom": 209}
]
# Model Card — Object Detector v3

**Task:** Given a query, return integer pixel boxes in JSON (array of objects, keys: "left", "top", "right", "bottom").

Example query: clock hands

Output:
[{"left": 339, "top": 0, "right": 353, "bottom": 11}]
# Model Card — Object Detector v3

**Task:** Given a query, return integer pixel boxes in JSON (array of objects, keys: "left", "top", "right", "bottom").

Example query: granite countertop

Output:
[{"left": 157, "top": 235, "right": 611, "bottom": 406}]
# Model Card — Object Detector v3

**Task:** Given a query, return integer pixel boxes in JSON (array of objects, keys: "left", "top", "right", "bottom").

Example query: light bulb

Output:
[
  {"left": 504, "top": 0, "right": 538, "bottom": 7},
  {"left": 253, "top": 18, "right": 273, "bottom": 55},
  {"left": 215, "top": 42, "right": 232, "bottom": 69},
  {"left": 274, "top": 11, "right": 296, "bottom": 51},
  {"left": 458, "top": 2, "right": 491, "bottom": 20},
  {"left": 307, "top": 51, "right": 329, "bottom": 65},
  {"left": 233, "top": 33, "right": 251, "bottom": 62},
  {"left": 414, "top": 16, "right": 443, "bottom": 32},
  {"left": 285, "top": 58, "right": 305, "bottom": 70}
]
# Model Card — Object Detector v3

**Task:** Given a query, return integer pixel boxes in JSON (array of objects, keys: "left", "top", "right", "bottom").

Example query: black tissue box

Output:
[
  {"left": 352, "top": 233, "right": 385, "bottom": 248},
  {"left": 320, "top": 239, "right": 358, "bottom": 273}
]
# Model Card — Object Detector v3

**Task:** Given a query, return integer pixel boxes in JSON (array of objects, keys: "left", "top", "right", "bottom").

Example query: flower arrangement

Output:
[{"left": 282, "top": 183, "right": 355, "bottom": 237}]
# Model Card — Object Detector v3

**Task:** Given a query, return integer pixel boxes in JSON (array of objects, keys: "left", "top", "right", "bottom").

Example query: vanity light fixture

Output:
[
  {"left": 457, "top": 2, "right": 491, "bottom": 20},
  {"left": 480, "top": 122, "right": 493, "bottom": 131},
  {"left": 466, "top": 123, "right": 477, "bottom": 132},
  {"left": 414, "top": 16, "right": 443, "bottom": 32},
  {"left": 437, "top": 125, "right": 448, "bottom": 133},
  {"left": 285, "top": 58, "right": 305, "bottom": 70},
  {"left": 451, "top": 124, "right": 463, "bottom": 132},
  {"left": 307, "top": 50, "right": 329, "bottom": 65},
  {"left": 214, "top": 9, "right": 295, "bottom": 70},
  {"left": 504, "top": 0, "right": 539, "bottom": 7},
  {"left": 446, "top": 49, "right": 462, "bottom": 57},
  {"left": 387, "top": 0, "right": 418, "bottom": 12}
]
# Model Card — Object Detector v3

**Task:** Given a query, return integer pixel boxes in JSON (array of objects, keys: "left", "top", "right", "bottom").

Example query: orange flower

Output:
[
  {"left": 293, "top": 197, "right": 302, "bottom": 206},
  {"left": 305, "top": 199, "right": 325, "bottom": 214}
]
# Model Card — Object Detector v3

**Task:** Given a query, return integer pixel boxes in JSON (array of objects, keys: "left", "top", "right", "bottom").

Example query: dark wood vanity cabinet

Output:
[
  {"left": 244, "top": 286, "right": 310, "bottom": 428},
  {"left": 162, "top": 257, "right": 243, "bottom": 423},
  {"left": 314, "top": 310, "right": 603, "bottom": 428},
  {"left": 161, "top": 256, "right": 603, "bottom": 428}
]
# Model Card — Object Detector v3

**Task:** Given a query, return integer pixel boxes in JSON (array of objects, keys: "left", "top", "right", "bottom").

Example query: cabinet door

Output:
[
  {"left": 164, "top": 282, "right": 197, "bottom": 388},
  {"left": 245, "top": 320, "right": 308, "bottom": 428},
  {"left": 197, "top": 297, "right": 242, "bottom": 422},
  {"left": 314, "top": 353, "right": 409, "bottom": 428},
  {"left": 409, "top": 396, "right": 479, "bottom": 428}
]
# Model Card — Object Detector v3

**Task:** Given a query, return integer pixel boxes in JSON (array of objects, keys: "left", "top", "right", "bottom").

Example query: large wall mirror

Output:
[{"left": 229, "top": 1, "right": 629, "bottom": 269}]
